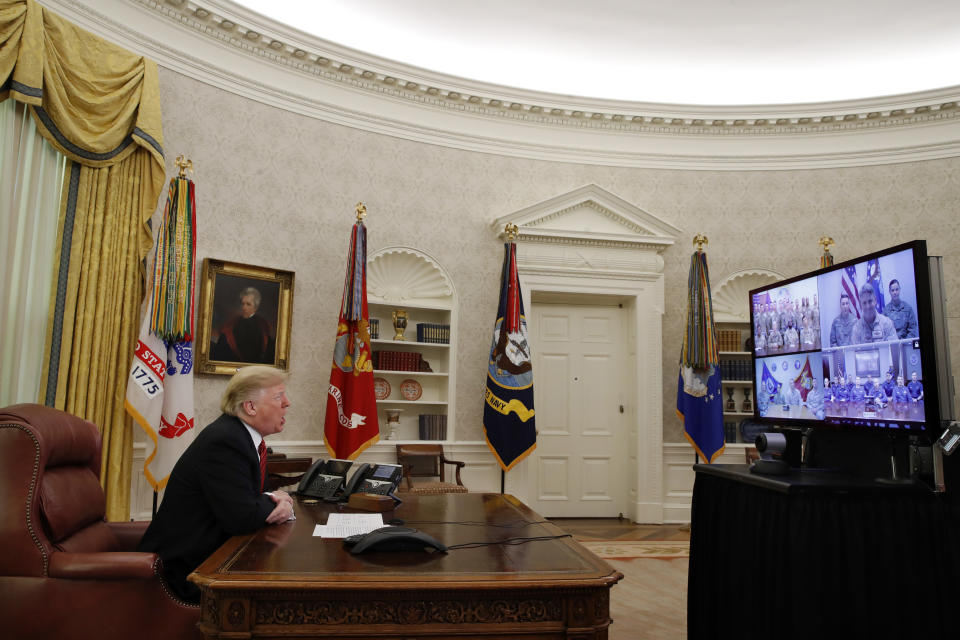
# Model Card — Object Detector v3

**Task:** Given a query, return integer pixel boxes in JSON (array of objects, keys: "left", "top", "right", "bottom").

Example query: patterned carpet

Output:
[{"left": 579, "top": 540, "right": 689, "bottom": 639}]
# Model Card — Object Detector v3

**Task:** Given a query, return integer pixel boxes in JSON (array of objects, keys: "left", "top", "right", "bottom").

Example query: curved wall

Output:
[
  {"left": 40, "top": 1, "right": 960, "bottom": 447},
  {"left": 151, "top": 67, "right": 960, "bottom": 445}
]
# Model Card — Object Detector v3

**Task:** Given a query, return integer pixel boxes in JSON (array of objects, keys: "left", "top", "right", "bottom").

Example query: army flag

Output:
[
  {"left": 124, "top": 176, "right": 197, "bottom": 490},
  {"left": 483, "top": 241, "right": 536, "bottom": 471},
  {"left": 676, "top": 249, "right": 724, "bottom": 464},
  {"left": 324, "top": 208, "right": 379, "bottom": 460}
]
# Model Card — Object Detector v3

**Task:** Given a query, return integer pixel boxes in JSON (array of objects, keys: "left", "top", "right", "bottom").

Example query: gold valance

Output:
[{"left": 0, "top": 0, "right": 163, "bottom": 169}]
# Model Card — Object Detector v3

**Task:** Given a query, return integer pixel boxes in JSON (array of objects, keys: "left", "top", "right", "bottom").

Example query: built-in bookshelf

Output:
[
  {"left": 367, "top": 247, "right": 457, "bottom": 442},
  {"left": 712, "top": 268, "right": 784, "bottom": 446}
]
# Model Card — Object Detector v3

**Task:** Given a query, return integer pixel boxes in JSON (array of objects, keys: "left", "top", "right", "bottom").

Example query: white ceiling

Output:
[{"left": 233, "top": 0, "right": 960, "bottom": 105}]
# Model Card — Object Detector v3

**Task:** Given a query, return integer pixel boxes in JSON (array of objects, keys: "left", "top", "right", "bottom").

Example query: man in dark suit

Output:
[{"left": 138, "top": 366, "right": 294, "bottom": 602}]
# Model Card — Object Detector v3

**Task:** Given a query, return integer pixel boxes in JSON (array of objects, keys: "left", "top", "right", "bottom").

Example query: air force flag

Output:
[
  {"left": 483, "top": 241, "right": 536, "bottom": 471},
  {"left": 676, "top": 248, "right": 724, "bottom": 463},
  {"left": 677, "top": 365, "right": 724, "bottom": 464}
]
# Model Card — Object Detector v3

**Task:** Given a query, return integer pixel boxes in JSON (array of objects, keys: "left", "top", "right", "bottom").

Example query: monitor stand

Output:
[{"left": 876, "top": 434, "right": 916, "bottom": 485}]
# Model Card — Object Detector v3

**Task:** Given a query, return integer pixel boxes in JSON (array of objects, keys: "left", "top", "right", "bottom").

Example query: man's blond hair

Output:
[{"left": 221, "top": 366, "right": 288, "bottom": 416}]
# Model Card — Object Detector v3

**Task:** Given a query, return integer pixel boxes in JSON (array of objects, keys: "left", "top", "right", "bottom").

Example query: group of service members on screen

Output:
[
  {"left": 758, "top": 370, "right": 924, "bottom": 422},
  {"left": 827, "top": 280, "right": 918, "bottom": 347},
  {"left": 753, "top": 295, "right": 821, "bottom": 353},
  {"left": 754, "top": 279, "right": 919, "bottom": 355}
]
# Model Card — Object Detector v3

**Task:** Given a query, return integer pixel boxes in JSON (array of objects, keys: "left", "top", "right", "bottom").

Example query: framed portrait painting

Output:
[{"left": 196, "top": 259, "right": 295, "bottom": 375}]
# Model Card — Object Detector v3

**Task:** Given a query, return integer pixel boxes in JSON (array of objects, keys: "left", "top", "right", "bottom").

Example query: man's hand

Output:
[
  {"left": 265, "top": 497, "right": 294, "bottom": 524},
  {"left": 269, "top": 490, "right": 294, "bottom": 506}
]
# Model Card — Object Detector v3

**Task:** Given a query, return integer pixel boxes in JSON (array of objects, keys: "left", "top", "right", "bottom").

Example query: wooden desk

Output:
[{"left": 190, "top": 493, "right": 622, "bottom": 639}]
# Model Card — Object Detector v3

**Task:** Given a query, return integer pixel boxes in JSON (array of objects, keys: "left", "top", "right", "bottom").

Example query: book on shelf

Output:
[
  {"left": 718, "top": 329, "right": 743, "bottom": 352},
  {"left": 418, "top": 414, "right": 447, "bottom": 440},
  {"left": 373, "top": 350, "right": 423, "bottom": 372},
  {"left": 415, "top": 323, "right": 450, "bottom": 344},
  {"left": 724, "top": 421, "right": 739, "bottom": 443}
]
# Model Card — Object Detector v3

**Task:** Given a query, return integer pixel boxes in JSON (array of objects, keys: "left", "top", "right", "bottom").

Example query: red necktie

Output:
[{"left": 258, "top": 440, "right": 267, "bottom": 492}]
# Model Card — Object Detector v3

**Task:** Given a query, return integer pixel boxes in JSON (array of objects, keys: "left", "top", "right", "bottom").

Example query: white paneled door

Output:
[{"left": 528, "top": 302, "right": 627, "bottom": 517}]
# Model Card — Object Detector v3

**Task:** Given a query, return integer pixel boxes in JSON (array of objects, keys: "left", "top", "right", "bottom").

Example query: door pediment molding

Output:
[{"left": 492, "top": 184, "right": 680, "bottom": 253}]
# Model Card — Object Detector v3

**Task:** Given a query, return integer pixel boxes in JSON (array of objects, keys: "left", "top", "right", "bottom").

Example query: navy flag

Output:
[
  {"left": 676, "top": 249, "right": 725, "bottom": 463},
  {"left": 484, "top": 241, "right": 536, "bottom": 471}
]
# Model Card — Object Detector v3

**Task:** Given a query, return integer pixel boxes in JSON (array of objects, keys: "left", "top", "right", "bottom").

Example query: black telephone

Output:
[
  {"left": 296, "top": 458, "right": 354, "bottom": 499},
  {"left": 345, "top": 526, "right": 447, "bottom": 554},
  {"left": 342, "top": 463, "right": 404, "bottom": 499}
]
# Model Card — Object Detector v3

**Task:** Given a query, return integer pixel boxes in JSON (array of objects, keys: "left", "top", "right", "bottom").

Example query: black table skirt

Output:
[{"left": 687, "top": 465, "right": 960, "bottom": 639}]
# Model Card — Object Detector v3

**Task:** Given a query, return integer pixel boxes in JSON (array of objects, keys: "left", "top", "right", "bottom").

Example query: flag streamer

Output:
[
  {"left": 680, "top": 251, "right": 718, "bottom": 371},
  {"left": 149, "top": 176, "right": 197, "bottom": 341}
]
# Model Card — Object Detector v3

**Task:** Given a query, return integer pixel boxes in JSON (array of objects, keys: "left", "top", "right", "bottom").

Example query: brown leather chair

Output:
[
  {"left": 395, "top": 444, "right": 467, "bottom": 495},
  {"left": 0, "top": 404, "right": 201, "bottom": 639}
]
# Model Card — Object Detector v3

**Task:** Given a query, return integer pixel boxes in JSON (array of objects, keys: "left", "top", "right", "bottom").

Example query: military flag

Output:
[
  {"left": 677, "top": 248, "right": 724, "bottom": 463},
  {"left": 793, "top": 356, "right": 814, "bottom": 401},
  {"left": 324, "top": 204, "right": 379, "bottom": 460},
  {"left": 761, "top": 361, "right": 781, "bottom": 402},
  {"left": 125, "top": 173, "right": 197, "bottom": 490},
  {"left": 483, "top": 238, "right": 536, "bottom": 471},
  {"left": 866, "top": 258, "right": 885, "bottom": 312}
]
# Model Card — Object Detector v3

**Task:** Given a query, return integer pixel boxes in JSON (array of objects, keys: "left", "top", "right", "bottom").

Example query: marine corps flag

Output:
[
  {"left": 324, "top": 204, "right": 379, "bottom": 460},
  {"left": 483, "top": 235, "right": 536, "bottom": 471},
  {"left": 676, "top": 243, "right": 725, "bottom": 464},
  {"left": 794, "top": 356, "right": 815, "bottom": 401},
  {"left": 125, "top": 171, "right": 197, "bottom": 490}
]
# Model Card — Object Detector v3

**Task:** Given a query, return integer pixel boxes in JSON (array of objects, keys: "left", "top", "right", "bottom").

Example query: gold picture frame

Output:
[{"left": 195, "top": 259, "right": 295, "bottom": 375}]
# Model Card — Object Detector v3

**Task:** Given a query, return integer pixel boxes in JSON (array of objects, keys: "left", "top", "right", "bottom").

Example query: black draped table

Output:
[{"left": 687, "top": 464, "right": 960, "bottom": 639}]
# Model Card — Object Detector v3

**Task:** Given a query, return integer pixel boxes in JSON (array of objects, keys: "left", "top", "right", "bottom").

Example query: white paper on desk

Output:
[{"left": 312, "top": 513, "right": 385, "bottom": 538}]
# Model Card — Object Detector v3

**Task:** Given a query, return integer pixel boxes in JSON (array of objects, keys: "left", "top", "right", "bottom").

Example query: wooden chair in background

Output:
[
  {"left": 265, "top": 450, "right": 313, "bottom": 492},
  {"left": 395, "top": 444, "right": 467, "bottom": 495}
]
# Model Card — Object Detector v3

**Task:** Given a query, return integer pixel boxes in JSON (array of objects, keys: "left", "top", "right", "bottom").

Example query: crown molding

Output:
[{"left": 40, "top": 0, "right": 960, "bottom": 169}]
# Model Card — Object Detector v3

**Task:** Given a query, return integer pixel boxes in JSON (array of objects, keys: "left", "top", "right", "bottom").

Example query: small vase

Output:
[
  {"left": 384, "top": 409, "right": 403, "bottom": 440},
  {"left": 391, "top": 309, "right": 408, "bottom": 341}
]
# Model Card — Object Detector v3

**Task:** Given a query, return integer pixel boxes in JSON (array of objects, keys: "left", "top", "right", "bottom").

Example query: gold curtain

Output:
[{"left": 2, "top": 0, "right": 165, "bottom": 520}]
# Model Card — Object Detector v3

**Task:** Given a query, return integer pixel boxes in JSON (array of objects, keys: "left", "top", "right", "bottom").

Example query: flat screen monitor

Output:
[{"left": 749, "top": 240, "right": 939, "bottom": 438}]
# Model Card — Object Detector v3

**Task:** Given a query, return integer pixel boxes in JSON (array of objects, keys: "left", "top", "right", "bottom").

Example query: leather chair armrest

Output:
[
  {"left": 48, "top": 551, "right": 161, "bottom": 580},
  {"left": 107, "top": 521, "right": 150, "bottom": 551}
]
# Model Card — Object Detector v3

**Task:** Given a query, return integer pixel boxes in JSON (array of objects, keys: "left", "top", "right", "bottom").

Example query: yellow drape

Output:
[{"left": 2, "top": 0, "right": 165, "bottom": 521}]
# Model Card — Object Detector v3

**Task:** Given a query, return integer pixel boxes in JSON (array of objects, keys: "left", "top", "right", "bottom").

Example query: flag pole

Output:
[
  {"left": 819, "top": 236, "right": 835, "bottom": 268},
  {"left": 500, "top": 222, "right": 520, "bottom": 495},
  {"left": 692, "top": 234, "right": 706, "bottom": 466}
]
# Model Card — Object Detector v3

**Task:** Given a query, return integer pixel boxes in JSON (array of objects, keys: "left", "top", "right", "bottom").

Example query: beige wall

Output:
[{"left": 156, "top": 67, "right": 960, "bottom": 446}]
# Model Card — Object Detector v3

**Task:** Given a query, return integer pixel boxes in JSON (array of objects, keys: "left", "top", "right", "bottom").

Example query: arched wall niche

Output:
[{"left": 713, "top": 269, "right": 787, "bottom": 323}]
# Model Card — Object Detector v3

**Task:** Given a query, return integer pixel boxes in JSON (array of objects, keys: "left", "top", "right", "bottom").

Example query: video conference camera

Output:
[{"left": 749, "top": 432, "right": 790, "bottom": 475}]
